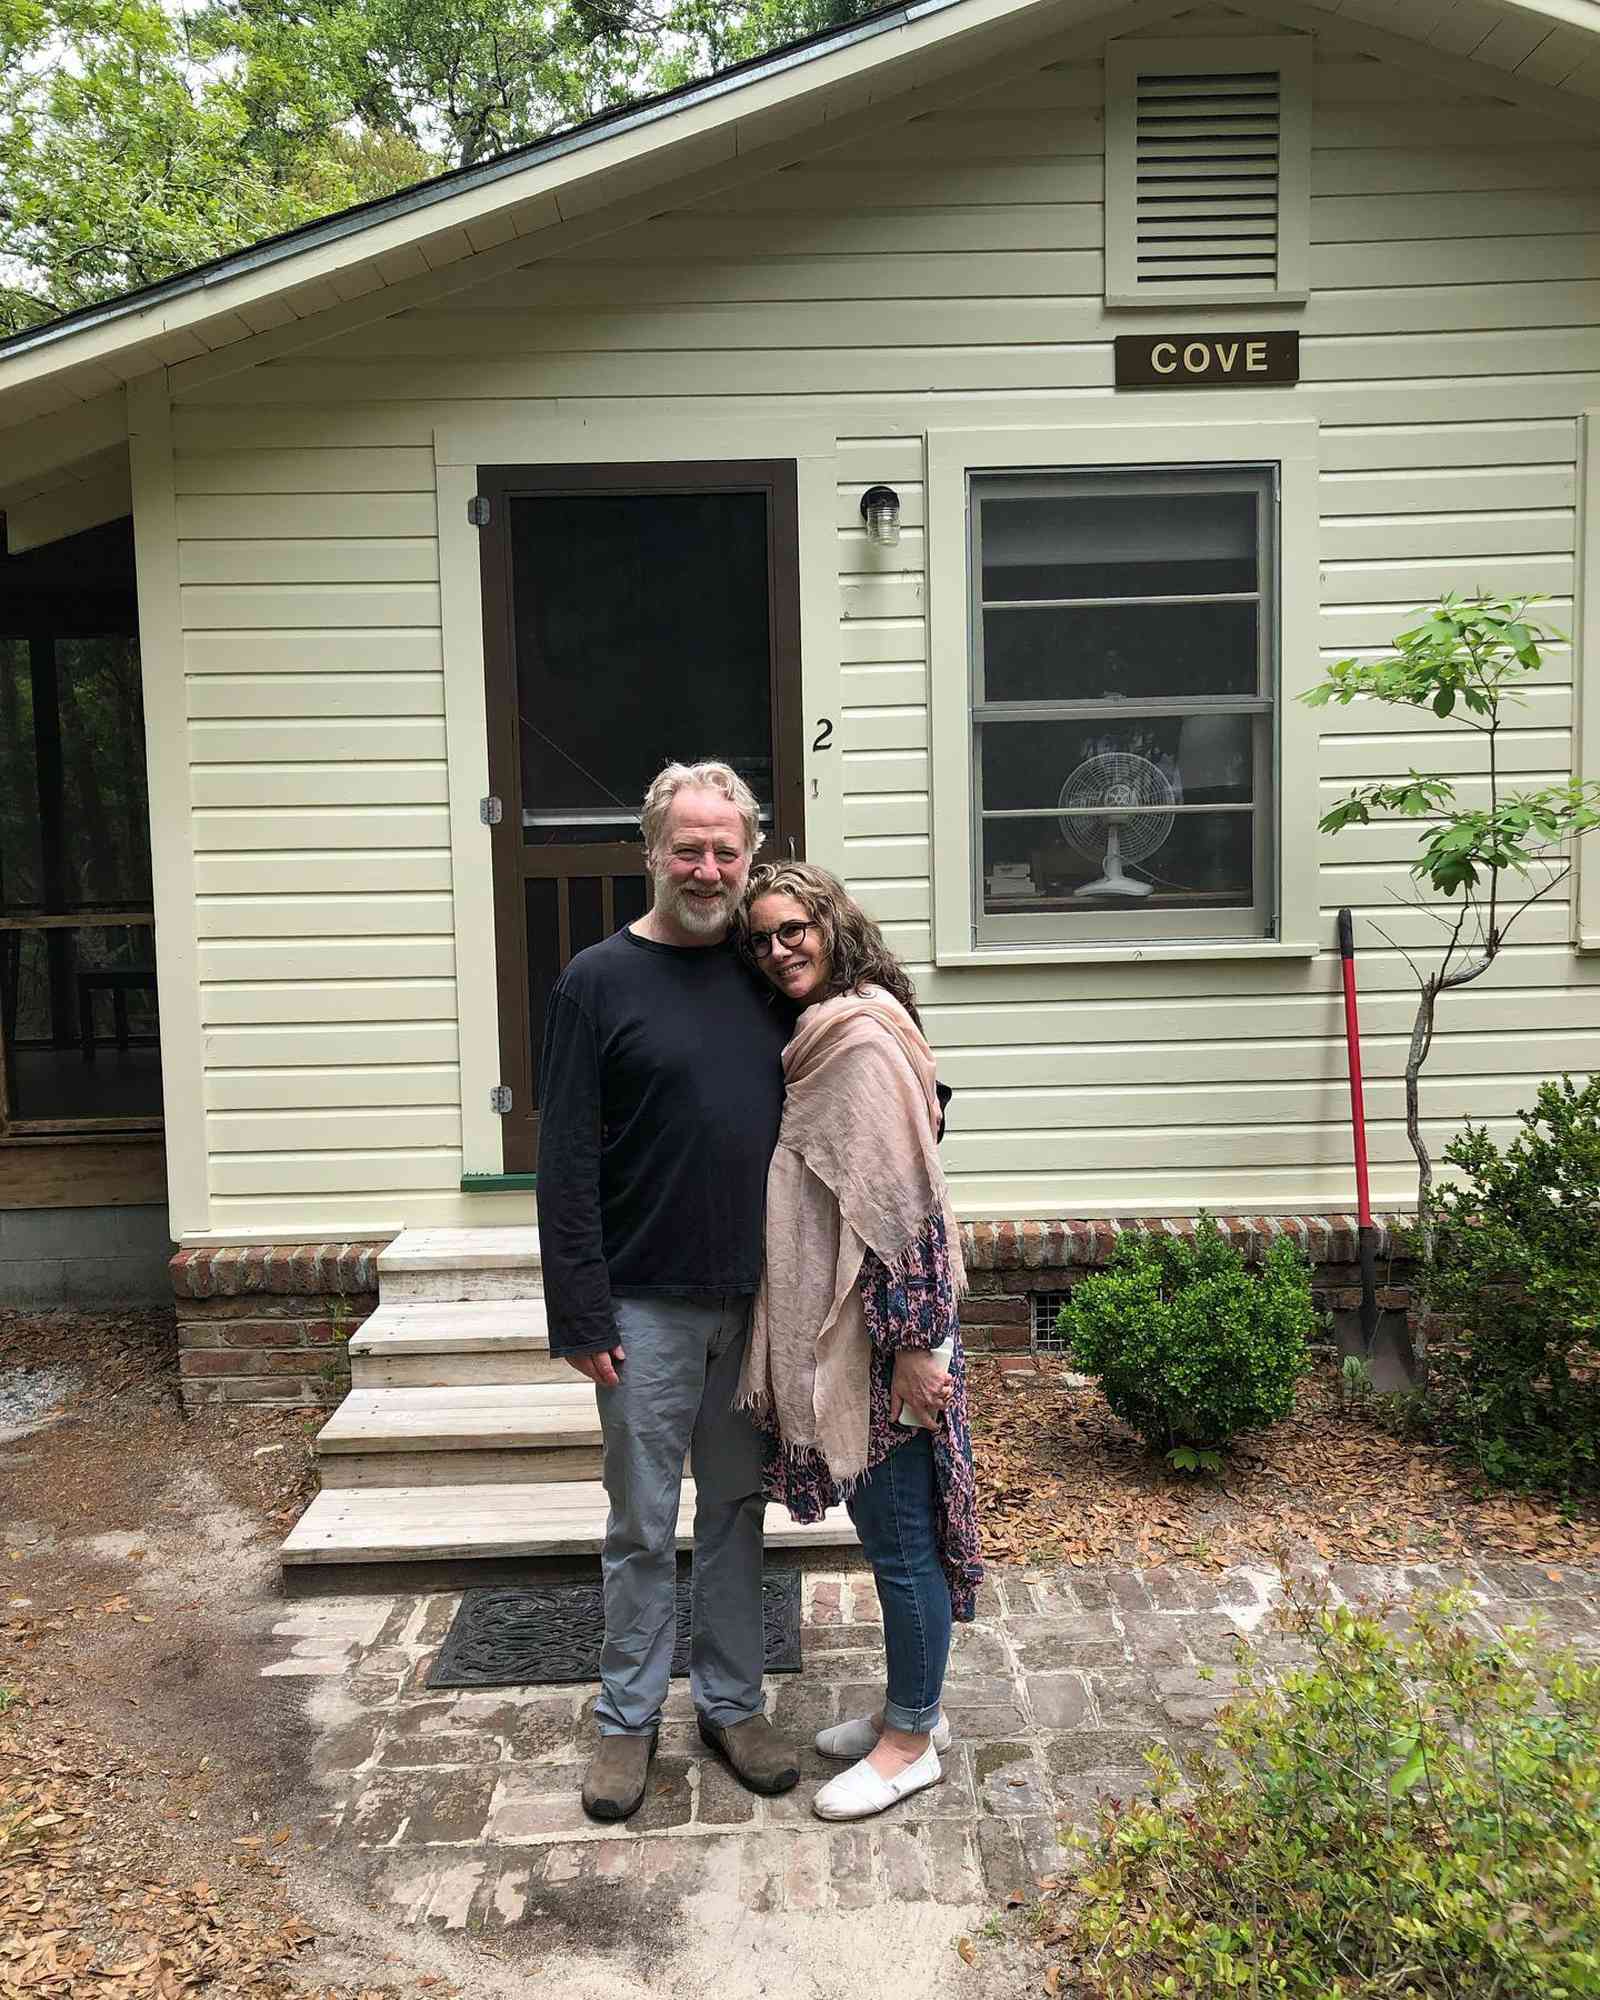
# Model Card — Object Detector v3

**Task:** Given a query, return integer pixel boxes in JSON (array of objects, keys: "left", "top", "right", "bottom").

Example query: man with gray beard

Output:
[{"left": 536, "top": 760, "right": 801, "bottom": 1822}]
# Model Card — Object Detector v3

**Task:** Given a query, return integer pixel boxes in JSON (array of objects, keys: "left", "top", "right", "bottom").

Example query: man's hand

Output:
[
  {"left": 565, "top": 1344, "right": 626, "bottom": 1388},
  {"left": 891, "top": 1348, "right": 952, "bottom": 1427}
]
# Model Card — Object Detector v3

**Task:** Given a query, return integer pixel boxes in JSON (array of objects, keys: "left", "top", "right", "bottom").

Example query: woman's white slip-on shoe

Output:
[
  {"left": 815, "top": 1712, "right": 952, "bottom": 1760},
  {"left": 812, "top": 1744, "right": 942, "bottom": 1821}
]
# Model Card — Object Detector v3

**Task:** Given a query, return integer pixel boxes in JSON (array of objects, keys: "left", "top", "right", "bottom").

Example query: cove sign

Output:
[{"left": 1114, "top": 331, "right": 1299, "bottom": 389}]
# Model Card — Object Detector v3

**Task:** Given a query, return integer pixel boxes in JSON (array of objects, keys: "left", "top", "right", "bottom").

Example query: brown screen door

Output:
[{"left": 478, "top": 459, "right": 805, "bottom": 1173}]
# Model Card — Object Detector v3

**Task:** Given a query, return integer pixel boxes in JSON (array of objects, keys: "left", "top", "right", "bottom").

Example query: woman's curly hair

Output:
[{"left": 739, "top": 860, "right": 924, "bottom": 1029}]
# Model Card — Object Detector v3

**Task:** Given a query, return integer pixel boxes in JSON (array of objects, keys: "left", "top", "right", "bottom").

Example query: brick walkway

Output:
[{"left": 271, "top": 1556, "right": 1600, "bottom": 1935}]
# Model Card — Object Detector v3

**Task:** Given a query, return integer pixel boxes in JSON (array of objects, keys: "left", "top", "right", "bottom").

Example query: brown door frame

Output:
[{"left": 477, "top": 458, "right": 806, "bottom": 1173}]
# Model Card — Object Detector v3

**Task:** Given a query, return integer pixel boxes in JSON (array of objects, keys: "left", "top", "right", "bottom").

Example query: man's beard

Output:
[{"left": 652, "top": 871, "right": 739, "bottom": 937}]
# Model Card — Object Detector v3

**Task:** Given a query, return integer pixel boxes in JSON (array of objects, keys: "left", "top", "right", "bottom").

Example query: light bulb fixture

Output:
[{"left": 859, "top": 484, "right": 902, "bottom": 548}]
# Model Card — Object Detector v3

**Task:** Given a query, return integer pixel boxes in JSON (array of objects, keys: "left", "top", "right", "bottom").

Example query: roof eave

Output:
[{"left": 2, "top": 0, "right": 1597, "bottom": 417}]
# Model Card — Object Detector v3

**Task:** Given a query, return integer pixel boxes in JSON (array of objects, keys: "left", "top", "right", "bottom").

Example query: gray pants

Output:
[{"left": 593, "top": 1292, "right": 768, "bottom": 1736}]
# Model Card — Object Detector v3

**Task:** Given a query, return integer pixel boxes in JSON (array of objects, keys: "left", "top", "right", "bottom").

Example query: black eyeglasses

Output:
[{"left": 747, "top": 918, "right": 818, "bottom": 959}]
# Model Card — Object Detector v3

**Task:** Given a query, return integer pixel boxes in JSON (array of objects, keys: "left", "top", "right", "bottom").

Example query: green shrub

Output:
[
  {"left": 1425, "top": 1073, "right": 1600, "bottom": 1496},
  {"left": 1056, "top": 1215, "right": 1314, "bottom": 1455},
  {"left": 1055, "top": 1584, "right": 1600, "bottom": 2000}
]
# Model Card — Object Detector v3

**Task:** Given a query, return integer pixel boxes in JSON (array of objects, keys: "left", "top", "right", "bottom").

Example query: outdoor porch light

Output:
[{"left": 859, "top": 484, "right": 902, "bottom": 547}]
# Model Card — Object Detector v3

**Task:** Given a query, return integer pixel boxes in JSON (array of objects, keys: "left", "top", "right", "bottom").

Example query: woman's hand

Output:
[{"left": 891, "top": 1347, "right": 952, "bottom": 1427}]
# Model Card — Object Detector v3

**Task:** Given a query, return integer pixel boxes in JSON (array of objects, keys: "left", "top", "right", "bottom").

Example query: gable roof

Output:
[{"left": 1, "top": 0, "right": 1597, "bottom": 442}]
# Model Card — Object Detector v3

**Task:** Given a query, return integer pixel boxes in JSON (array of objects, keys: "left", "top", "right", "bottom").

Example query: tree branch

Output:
[{"left": 1494, "top": 858, "right": 1571, "bottom": 947}]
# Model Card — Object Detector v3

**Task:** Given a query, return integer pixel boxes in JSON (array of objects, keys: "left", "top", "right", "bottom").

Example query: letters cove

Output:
[
  {"left": 1114, "top": 331, "right": 1300, "bottom": 389},
  {"left": 1161, "top": 338, "right": 1271, "bottom": 376}
]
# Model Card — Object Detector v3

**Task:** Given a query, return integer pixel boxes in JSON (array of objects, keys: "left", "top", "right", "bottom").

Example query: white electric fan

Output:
[{"left": 1058, "top": 751, "right": 1176, "bottom": 898}]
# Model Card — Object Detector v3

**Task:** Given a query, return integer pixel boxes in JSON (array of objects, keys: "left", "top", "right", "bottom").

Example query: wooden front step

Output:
[
  {"left": 319, "top": 1447, "right": 604, "bottom": 1489},
  {"left": 314, "top": 1384, "right": 601, "bottom": 1489},
  {"left": 282, "top": 1478, "right": 858, "bottom": 1567},
  {"left": 350, "top": 1298, "right": 565, "bottom": 1389},
  {"left": 378, "top": 1226, "right": 543, "bottom": 1303}
]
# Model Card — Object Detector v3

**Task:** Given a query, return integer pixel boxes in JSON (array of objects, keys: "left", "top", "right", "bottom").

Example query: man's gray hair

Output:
[{"left": 640, "top": 761, "right": 762, "bottom": 859}]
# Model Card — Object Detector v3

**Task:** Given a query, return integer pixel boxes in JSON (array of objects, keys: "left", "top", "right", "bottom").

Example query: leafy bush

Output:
[
  {"left": 1425, "top": 1073, "right": 1600, "bottom": 1495},
  {"left": 1056, "top": 1216, "right": 1314, "bottom": 1455},
  {"left": 1054, "top": 1583, "right": 1600, "bottom": 2000}
]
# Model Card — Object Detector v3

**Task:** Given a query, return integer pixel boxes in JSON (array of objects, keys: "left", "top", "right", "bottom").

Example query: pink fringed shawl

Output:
[{"left": 738, "top": 985, "right": 965, "bottom": 1486}]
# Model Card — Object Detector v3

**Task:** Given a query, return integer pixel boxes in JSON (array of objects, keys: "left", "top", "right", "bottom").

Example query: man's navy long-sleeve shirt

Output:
[{"left": 535, "top": 926, "right": 791, "bottom": 1358}]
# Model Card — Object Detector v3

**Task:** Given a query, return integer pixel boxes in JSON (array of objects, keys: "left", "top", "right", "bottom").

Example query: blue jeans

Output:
[{"left": 844, "top": 1429, "right": 951, "bottom": 1733}]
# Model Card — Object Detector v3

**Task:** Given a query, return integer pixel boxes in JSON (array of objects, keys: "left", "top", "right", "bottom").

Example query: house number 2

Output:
[{"left": 812, "top": 718, "right": 833, "bottom": 751}]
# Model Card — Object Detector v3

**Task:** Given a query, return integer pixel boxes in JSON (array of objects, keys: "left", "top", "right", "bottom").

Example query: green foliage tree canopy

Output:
[{"left": 0, "top": 0, "right": 876, "bottom": 334}]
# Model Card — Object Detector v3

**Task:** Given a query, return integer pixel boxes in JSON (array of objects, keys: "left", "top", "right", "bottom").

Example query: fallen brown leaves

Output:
[
  {"left": 969, "top": 1360, "right": 1600, "bottom": 1572},
  {"left": 0, "top": 1696, "right": 321, "bottom": 2000}
]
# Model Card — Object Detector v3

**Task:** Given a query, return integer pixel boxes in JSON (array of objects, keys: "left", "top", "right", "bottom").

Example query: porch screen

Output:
[
  {"left": 0, "top": 515, "right": 160, "bottom": 1135},
  {"left": 511, "top": 491, "right": 775, "bottom": 848},
  {"left": 969, "top": 464, "right": 1277, "bottom": 945}
]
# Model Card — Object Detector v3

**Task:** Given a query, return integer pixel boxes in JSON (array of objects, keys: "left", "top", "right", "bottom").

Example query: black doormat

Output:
[{"left": 426, "top": 1568, "right": 803, "bottom": 1689}]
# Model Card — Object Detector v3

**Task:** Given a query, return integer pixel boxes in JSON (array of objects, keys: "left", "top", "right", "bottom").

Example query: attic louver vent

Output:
[
  {"left": 1133, "top": 69, "right": 1281, "bottom": 287},
  {"left": 1105, "top": 37, "right": 1310, "bottom": 309}
]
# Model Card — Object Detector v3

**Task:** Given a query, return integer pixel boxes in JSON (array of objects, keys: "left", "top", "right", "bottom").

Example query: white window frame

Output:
[
  {"left": 926, "top": 419, "right": 1321, "bottom": 969},
  {"left": 1577, "top": 410, "right": 1600, "bottom": 952},
  {"left": 1104, "top": 34, "right": 1312, "bottom": 311}
]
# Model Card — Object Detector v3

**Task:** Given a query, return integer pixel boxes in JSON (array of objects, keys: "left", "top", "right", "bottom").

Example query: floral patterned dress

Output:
[{"left": 760, "top": 1207, "right": 984, "bottom": 1622}]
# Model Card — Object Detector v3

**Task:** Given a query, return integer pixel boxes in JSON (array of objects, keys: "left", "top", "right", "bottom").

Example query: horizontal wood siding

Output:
[
  {"left": 172, "top": 15, "right": 1600, "bottom": 1226},
  {"left": 175, "top": 437, "right": 459, "bottom": 1223}
]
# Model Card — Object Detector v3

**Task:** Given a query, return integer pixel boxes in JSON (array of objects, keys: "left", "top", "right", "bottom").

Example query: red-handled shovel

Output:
[{"left": 1337, "top": 907, "right": 1380, "bottom": 1355}]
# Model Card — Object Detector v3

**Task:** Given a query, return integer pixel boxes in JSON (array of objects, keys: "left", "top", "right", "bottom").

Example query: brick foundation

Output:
[
  {"left": 169, "top": 1213, "right": 1417, "bottom": 1407},
  {"left": 170, "top": 1242, "right": 387, "bottom": 1409},
  {"left": 956, "top": 1213, "right": 1416, "bottom": 1359}
]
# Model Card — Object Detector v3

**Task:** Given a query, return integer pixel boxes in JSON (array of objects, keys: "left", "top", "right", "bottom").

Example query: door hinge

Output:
[
  {"left": 489, "top": 1085, "right": 513, "bottom": 1114},
  {"left": 467, "top": 495, "right": 491, "bottom": 527},
  {"left": 479, "top": 794, "right": 503, "bottom": 826}
]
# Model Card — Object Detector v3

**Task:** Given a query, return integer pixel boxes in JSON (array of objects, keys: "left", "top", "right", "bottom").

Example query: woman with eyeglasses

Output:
[{"left": 735, "top": 860, "right": 981, "bottom": 1823}]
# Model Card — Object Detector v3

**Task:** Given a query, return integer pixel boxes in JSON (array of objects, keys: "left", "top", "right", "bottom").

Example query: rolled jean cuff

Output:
[
  {"left": 696, "top": 1695, "right": 766, "bottom": 1729},
  {"left": 881, "top": 1695, "right": 943, "bottom": 1734}
]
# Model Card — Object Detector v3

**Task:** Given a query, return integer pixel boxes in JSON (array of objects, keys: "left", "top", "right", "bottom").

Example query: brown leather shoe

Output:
[
  {"left": 582, "top": 1731, "right": 657, "bottom": 1821},
  {"left": 697, "top": 1713, "right": 801, "bottom": 1795}
]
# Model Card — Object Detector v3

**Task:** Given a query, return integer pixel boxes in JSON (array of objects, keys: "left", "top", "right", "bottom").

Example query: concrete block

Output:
[{"left": 0, "top": 1203, "right": 172, "bottom": 1306}]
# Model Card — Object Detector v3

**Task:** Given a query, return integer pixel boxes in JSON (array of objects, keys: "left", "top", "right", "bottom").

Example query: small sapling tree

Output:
[{"left": 1305, "top": 594, "right": 1600, "bottom": 1265}]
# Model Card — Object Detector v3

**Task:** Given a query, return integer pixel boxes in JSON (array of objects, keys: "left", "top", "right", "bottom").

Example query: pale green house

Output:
[{"left": 2, "top": 0, "right": 1598, "bottom": 1563}]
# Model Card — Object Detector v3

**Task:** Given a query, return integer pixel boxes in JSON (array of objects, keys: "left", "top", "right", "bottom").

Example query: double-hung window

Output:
[{"left": 969, "top": 464, "right": 1277, "bottom": 945}]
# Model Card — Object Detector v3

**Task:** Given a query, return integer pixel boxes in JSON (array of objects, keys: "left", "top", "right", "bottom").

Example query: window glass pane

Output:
[
  {"left": 981, "top": 809, "right": 1255, "bottom": 914},
  {"left": 970, "top": 467, "right": 1272, "bottom": 940},
  {"left": 980, "top": 714, "right": 1255, "bottom": 813},
  {"left": 511, "top": 492, "right": 774, "bottom": 844},
  {"left": 0, "top": 639, "right": 43, "bottom": 916},
  {"left": 1, "top": 924, "right": 161, "bottom": 1121},
  {"left": 982, "top": 598, "right": 1259, "bottom": 704},
  {"left": 980, "top": 489, "right": 1257, "bottom": 603}
]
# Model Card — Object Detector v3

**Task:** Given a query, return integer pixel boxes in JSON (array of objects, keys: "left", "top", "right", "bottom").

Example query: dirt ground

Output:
[
  {"left": 0, "top": 1309, "right": 998, "bottom": 2000},
  {"left": 3, "top": 1304, "right": 1597, "bottom": 2000},
  {"left": 0, "top": 1304, "right": 506, "bottom": 2000}
]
